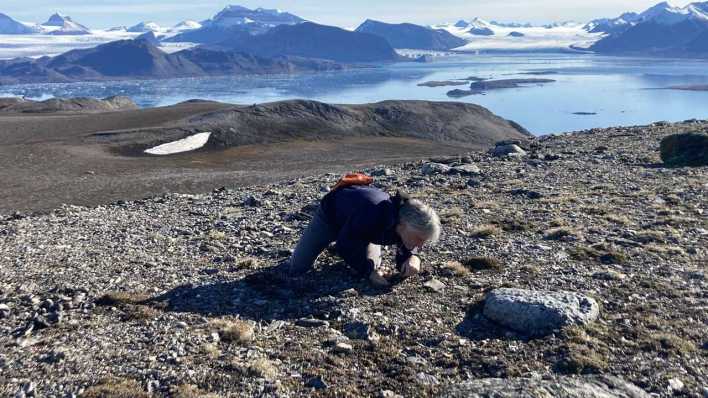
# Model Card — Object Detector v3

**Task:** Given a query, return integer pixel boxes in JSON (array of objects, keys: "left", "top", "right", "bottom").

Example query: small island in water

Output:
[{"left": 447, "top": 78, "right": 557, "bottom": 97}]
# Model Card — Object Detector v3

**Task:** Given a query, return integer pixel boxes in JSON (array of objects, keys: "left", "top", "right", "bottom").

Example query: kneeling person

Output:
[{"left": 286, "top": 183, "right": 441, "bottom": 287}]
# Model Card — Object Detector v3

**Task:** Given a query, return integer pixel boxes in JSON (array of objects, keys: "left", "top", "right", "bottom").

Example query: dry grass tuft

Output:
[
  {"left": 634, "top": 230, "right": 665, "bottom": 244},
  {"left": 440, "top": 207, "right": 465, "bottom": 225},
  {"left": 473, "top": 201, "right": 498, "bottom": 209},
  {"left": 468, "top": 224, "right": 501, "bottom": 238},
  {"left": 645, "top": 244, "right": 687, "bottom": 256},
  {"left": 444, "top": 260, "right": 470, "bottom": 277},
  {"left": 236, "top": 257, "right": 260, "bottom": 268},
  {"left": 82, "top": 378, "right": 150, "bottom": 398},
  {"left": 121, "top": 304, "right": 160, "bottom": 321},
  {"left": 548, "top": 218, "right": 566, "bottom": 228},
  {"left": 95, "top": 292, "right": 151, "bottom": 306},
  {"left": 208, "top": 230, "right": 227, "bottom": 241},
  {"left": 581, "top": 206, "right": 608, "bottom": 216},
  {"left": 463, "top": 257, "right": 503, "bottom": 272},
  {"left": 491, "top": 217, "right": 531, "bottom": 232},
  {"left": 556, "top": 327, "right": 609, "bottom": 374},
  {"left": 556, "top": 344, "right": 609, "bottom": 374},
  {"left": 170, "top": 384, "right": 220, "bottom": 398},
  {"left": 598, "top": 251, "right": 628, "bottom": 265},
  {"left": 569, "top": 245, "right": 627, "bottom": 265},
  {"left": 605, "top": 213, "right": 631, "bottom": 225},
  {"left": 569, "top": 246, "right": 601, "bottom": 261},
  {"left": 641, "top": 333, "right": 696, "bottom": 356},
  {"left": 247, "top": 358, "right": 278, "bottom": 380},
  {"left": 520, "top": 264, "right": 541, "bottom": 274},
  {"left": 543, "top": 227, "right": 578, "bottom": 241},
  {"left": 656, "top": 215, "right": 697, "bottom": 227},
  {"left": 95, "top": 292, "right": 161, "bottom": 322},
  {"left": 211, "top": 319, "right": 255, "bottom": 344},
  {"left": 201, "top": 343, "right": 221, "bottom": 359}
]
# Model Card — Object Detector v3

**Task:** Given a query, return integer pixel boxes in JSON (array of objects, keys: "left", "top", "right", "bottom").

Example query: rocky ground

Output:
[{"left": 0, "top": 120, "right": 706, "bottom": 397}]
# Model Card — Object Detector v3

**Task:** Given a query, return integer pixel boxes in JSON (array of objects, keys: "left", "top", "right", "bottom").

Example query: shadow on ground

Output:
[
  {"left": 455, "top": 300, "right": 530, "bottom": 343},
  {"left": 149, "top": 262, "right": 389, "bottom": 322}
]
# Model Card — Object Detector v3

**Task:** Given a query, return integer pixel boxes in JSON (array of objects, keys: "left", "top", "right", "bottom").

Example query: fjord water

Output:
[{"left": 3, "top": 53, "right": 708, "bottom": 135}]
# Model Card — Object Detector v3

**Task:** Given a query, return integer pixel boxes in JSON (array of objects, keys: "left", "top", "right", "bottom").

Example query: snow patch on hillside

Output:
[{"left": 145, "top": 133, "right": 212, "bottom": 155}]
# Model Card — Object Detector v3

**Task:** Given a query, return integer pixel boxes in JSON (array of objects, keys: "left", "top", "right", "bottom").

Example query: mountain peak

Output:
[
  {"left": 0, "top": 12, "right": 40, "bottom": 34},
  {"left": 173, "top": 20, "right": 202, "bottom": 31},
  {"left": 638, "top": 1, "right": 688, "bottom": 24},
  {"left": 127, "top": 21, "right": 161, "bottom": 33},
  {"left": 210, "top": 4, "right": 305, "bottom": 29},
  {"left": 40, "top": 12, "right": 90, "bottom": 34},
  {"left": 43, "top": 13, "right": 73, "bottom": 27}
]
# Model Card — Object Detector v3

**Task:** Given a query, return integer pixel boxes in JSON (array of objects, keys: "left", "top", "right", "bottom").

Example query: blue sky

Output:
[{"left": 1, "top": 0, "right": 697, "bottom": 28}]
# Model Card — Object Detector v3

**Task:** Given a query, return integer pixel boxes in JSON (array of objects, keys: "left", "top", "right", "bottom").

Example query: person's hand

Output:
[
  {"left": 368, "top": 269, "right": 390, "bottom": 288},
  {"left": 400, "top": 255, "right": 421, "bottom": 278}
]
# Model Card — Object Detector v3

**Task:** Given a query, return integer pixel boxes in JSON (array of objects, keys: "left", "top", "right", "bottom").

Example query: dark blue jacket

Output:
[{"left": 320, "top": 186, "right": 413, "bottom": 276}]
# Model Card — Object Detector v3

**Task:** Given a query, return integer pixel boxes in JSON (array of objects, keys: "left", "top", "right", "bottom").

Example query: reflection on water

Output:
[{"left": 2, "top": 53, "right": 708, "bottom": 135}]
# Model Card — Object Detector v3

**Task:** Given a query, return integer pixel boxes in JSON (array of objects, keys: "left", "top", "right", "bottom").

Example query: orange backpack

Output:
[{"left": 331, "top": 172, "right": 374, "bottom": 191}]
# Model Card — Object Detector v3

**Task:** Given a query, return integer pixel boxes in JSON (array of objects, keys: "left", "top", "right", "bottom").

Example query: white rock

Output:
[
  {"left": 483, "top": 288, "right": 600, "bottom": 336},
  {"left": 450, "top": 164, "right": 481, "bottom": 176},
  {"left": 334, "top": 342, "right": 353, "bottom": 354},
  {"left": 416, "top": 372, "right": 439, "bottom": 385},
  {"left": 668, "top": 378, "right": 684, "bottom": 393},
  {"left": 424, "top": 279, "right": 446, "bottom": 293},
  {"left": 422, "top": 162, "right": 451, "bottom": 175},
  {"left": 491, "top": 144, "right": 527, "bottom": 157}
]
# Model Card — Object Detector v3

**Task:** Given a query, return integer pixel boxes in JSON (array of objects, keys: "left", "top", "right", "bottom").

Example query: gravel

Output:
[{"left": 0, "top": 120, "right": 706, "bottom": 397}]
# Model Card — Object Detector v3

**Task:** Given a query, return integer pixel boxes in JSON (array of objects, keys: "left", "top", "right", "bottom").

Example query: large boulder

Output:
[
  {"left": 660, "top": 132, "right": 708, "bottom": 167},
  {"left": 421, "top": 162, "right": 451, "bottom": 175},
  {"left": 441, "top": 376, "right": 650, "bottom": 398},
  {"left": 490, "top": 143, "right": 527, "bottom": 157},
  {"left": 448, "top": 164, "right": 481, "bottom": 176},
  {"left": 483, "top": 288, "right": 599, "bottom": 336}
]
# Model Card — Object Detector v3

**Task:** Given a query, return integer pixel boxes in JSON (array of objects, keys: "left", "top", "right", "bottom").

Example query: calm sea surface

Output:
[{"left": 3, "top": 53, "right": 708, "bottom": 135}]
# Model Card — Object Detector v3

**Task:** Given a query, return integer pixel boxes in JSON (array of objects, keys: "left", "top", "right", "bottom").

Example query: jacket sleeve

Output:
[
  {"left": 336, "top": 235, "right": 375, "bottom": 277},
  {"left": 395, "top": 245, "right": 413, "bottom": 271}
]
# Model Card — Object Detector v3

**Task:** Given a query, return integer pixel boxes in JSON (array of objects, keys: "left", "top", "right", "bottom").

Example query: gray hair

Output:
[{"left": 399, "top": 199, "right": 442, "bottom": 243}]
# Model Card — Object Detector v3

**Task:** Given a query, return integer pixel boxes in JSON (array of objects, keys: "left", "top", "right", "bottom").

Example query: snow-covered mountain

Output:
[
  {"left": 637, "top": 1, "right": 698, "bottom": 24},
  {"left": 451, "top": 18, "right": 494, "bottom": 35},
  {"left": 586, "top": 2, "right": 708, "bottom": 34},
  {"left": 172, "top": 20, "right": 202, "bottom": 31},
  {"left": 166, "top": 5, "right": 307, "bottom": 44},
  {"left": 5, "top": 2, "right": 708, "bottom": 61},
  {"left": 355, "top": 19, "right": 467, "bottom": 50},
  {"left": 0, "top": 13, "right": 39, "bottom": 34},
  {"left": 127, "top": 21, "right": 162, "bottom": 33},
  {"left": 589, "top": 1, "right": 708, "bottom": 56},
  {"left": 41, "top": 13, "right": 90, "bottom": 35},
  {"left": 208, "top": 5, "right": 305, "bottom": 28},
  {"left": 134, "top": 31, "right": 160, "bottom": 45},
  {"left": 584, "top": 12, "right": 640, "bottom": 34}
]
